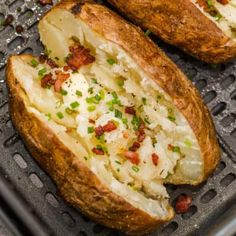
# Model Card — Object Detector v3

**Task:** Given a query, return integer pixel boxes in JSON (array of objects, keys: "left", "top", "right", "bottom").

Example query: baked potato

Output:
[
  {"left": 6, "top": 0, "right": 220, "bottom": 234},
  {"left": 107, "top": 0, "right": 236, "bottom": 64}
]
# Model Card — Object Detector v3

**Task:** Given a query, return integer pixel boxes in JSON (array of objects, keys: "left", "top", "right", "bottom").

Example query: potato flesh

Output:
[
  {"left": 34, "top": 9, "right": 203, "bottom": 217},
  {"left": 193, "top": 0, "right": 236, "bottom": 40}
]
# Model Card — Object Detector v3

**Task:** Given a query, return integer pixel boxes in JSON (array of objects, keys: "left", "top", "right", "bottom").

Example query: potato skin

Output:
[
  {"left": 107, "top": 0, "right": 236, "bottom": 64},
  {"left": 6, "top": 55, "right": 174, "bottom": 235}
]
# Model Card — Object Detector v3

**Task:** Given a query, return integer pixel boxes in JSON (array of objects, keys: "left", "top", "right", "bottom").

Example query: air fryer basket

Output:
[{"left": 0, "top": 0, "right": 236, "bottom": 236}]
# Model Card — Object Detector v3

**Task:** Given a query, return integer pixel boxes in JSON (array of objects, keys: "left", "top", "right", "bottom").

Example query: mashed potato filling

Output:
[
  {"left": 12, "top": 8, "right": 203, "bottom": 218},
  {"left": 194, "top": 0, "right": 236, "bottom": 40}
]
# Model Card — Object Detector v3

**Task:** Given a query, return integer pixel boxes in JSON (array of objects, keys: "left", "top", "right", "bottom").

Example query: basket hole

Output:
[
  {"left": 166, "top": 184, "right": 177, "bottom": 194},
  {"left": 220, "top": 173, "right": 236, "bottom": 187},
  {"left": 82, "top": 215, "right": 90, "bottom": 222},
  {"left": 8, "top": 36, "right": 24, "bottom": 50},
  {"left": 231, "top": 90, "right": 236, "bottom": 100},
  {"left": 18, "top": 9, "right": 34, "bottom": 22},
  {"left": 181, "top": 205, "right": 197, "bottom": 220},
  {"left": 195, "top": 79, "right": 207, "bottom": 91},
  {"left": 162, "top": 221, "right": 178, "bottom": 235},
  {"left": 77, "top": 232, "right": 87, "bottom": 236},
  {"left": 62, "top": 212, "right": 75, "bottom": 227},
  {"left": 29, "top": 173, "right": 43, "bottom": 188},
  {"left": 6, "top": 119, "right": 12, "bottom": 128},
  {"left": 221, "top": 75, "right": 235, "bottom": 89},
  {"left": 13, "top": 153, "right": 27, "bottom": 169},
  {"left": 214, "top": 161, "right": 226, "bottom": 175},
  {"left": 45, "top": 192, "right": 59, "bottom": 208},
  {"left": 204, "top": 91, "right": 217, "bottom": 104},
  {"left": 93, "top": 224, "right": 106, "bottom": 234},
  {"left": 200, "top": 189, "right": 217, "bottom": 203},
  {"left": 27, "top": 21, "right": 38, "bottom": 32},
  {"left": 231, "top": 129, "right": 236, "bottom": 138},
  {"left": 9, "top": 0, "right": 24, "bottom": 11},
  {"left": 4, "top": 133, "right": 20, "bottom": 147},
  {"left": 220, "top": 114, "right": 236, "bottom": 127},
  {"left": 0, "top": 52, "right": 4, "bottom": 62},
  {"left": 20, "top": 47, "right": 33, "bottom": 54},
  {"left": 211, "top": 102, "right": 226, "bottom": 116}
]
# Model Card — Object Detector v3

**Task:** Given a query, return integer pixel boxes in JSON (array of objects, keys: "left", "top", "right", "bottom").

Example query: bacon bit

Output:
[
  {"left": 39, "top": 55, "right": 47, "bottom": 64},
  {"left": 175, "top": 194, "right": 193, "bottom": 214},
  {"left": 95, "top": 125, "right": 104, "bottom": 137},
  {"left": 129, "top": 142, "right": 141, "bottom": 152},
  {"left": 54, "top": 71, "right": 70, "bottom": 92},
  {"left": 168, "top": 144, "right": 174, "bottom": 151},
  {"left": 63, "top": 66, "right": 70, "bottom": 72},
  {"left": 47, "top": 58, "right": 58, "bottom": 69},
  {"left": 124, "top": 151, "right": 140, "bottom": 165},
  {"left": 66, "top": 45, "right": 95, "bottom": 71},
  {"left": 136, "top": 125, "right": 146, "bottom": 143},
  {"left": 152, "top": 153, "right": 159, "bottom": 166},
  {"left": 89, "top": 118, "right": 95, "bottom": 124},
  {"left": 122, "top": 131, "right": 129, "bottom": 139},
  {"left": 38, "top": 0, "right": 53, "bottom": 6},
  {"left": 217, "top": 0, "right": 229, "bottom": 5},
  {"left": 66, "top": 127, "right": 73, "bottom": 133},
  {"left": 103, "top": 121, "right": 117, "bottom": 132},
  {"left": 41, "top": 73, "right": 54, "bottom": 88},
  {"left": 92, "top": 147, "right": 104, "bottom": 155},
  {"left": 125, "top": 106, "right": 136, "bottom": 115},
  {"left": 196, "top": 0, "right": 208, "bottom": 8}
]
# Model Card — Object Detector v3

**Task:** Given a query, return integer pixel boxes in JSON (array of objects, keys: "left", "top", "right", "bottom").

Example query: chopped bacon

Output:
[
  {"left": 41, "top": 73, "right": 54, "bottom": 88},
  {"left": 175, "top": 194, "right": 193, "bottom": 214},
  {"left": 168, "top": 144, "right": 174, "bottom": 151},
  {"left": 103, "top": 121, "right": 117, "bottom": 132},
  {"left": 95, "top": 125, "right": 104, "bottom": 137},
  {"left": 38, "top": 0, "right": 53, "bottom": 6},
  {"left": 54, "top": 71, "right": 70, "bottom": 92},
  {"left": 125, "top": 106, "right": 136, "bottom": 115},
  {"left": 124, "top": 151, "right": 140, "bottom": 165},
  {"left": 39, "top": 55, "right": 47, "bottom": 64},
  {"left": 66, "top": 45, "right": 95, "bottom": 71},
  {"left": 217, "top": 0, "right": 229, "bottom": 5},
  {"left": 136, "top": 124, "right": 146, "bottom": 143},
  {"left": 152, "top": 153, "right": 159, "bottom": 166},
  {"left": 122, "top": 131, "right": 129, "bottom": 139},
  {"left": 89, "top": 118, "right": 95, "bottom": 124},
  {"left": 129, "top": 142, "right": 141, "bottom": 152},
  {"left": 196, "top": 0, "right": 208, "bottom": 8},
  {"left": 47, "top": 58, "right": 58, "bottom": 69},
  {"left": 92, "top": 147, "right": 104, "bottom": 155},
  {"left": 63, "top": 66, "right": 70, "bottom": 72}
]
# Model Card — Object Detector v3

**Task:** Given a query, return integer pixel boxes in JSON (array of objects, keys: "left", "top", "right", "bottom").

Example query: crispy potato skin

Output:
[
  {"left": 107, "top": 0, "right": 236, "bottom": 64},
  {"left": 6, "top": 55, "right": 174, "bottom": 235},
  {"left": 53, "top": 1, "right": 220, "bottom": 183}
]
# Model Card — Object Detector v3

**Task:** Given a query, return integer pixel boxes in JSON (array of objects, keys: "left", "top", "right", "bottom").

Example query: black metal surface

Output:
[{"left": 0, "top": 0, "right": 235, "bottom": 236}]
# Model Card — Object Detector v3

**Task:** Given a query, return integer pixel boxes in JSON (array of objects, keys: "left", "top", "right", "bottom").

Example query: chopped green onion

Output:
[
  {"left": 96, "top": 145, "right": 108, "bottom": 154},
  {"left": 117, "top": 78, "right": 124, "bottom": 87},
  {"left": 168, "top": 115, "right": 176, "bottom": 122},
  {"left": 172, "top": 146, "right": 181, "bottom": 153},
  {"left": 88, "top": 87, "right": 94, "bottom": 94},
  {"left": 70, "top": 101, "right": 80, "bottom": 109},
  {"left": 91, "top": 78, "right": 98, "bottom": 84},
  {"left": 56, "top": 112, "right": 64, "bottom": 119},
  {"left": 111, "top": 91, "right": 118, "bottom": 99},
  {"left": 142, "top": 97, "right": 147, "bottom": 105},
  {"left": 122, "top": 118, "right": 128, "bottom": 128},
  {"left": 38, "top": 67, "right": 47, "bottom": 77},
  {"left": 87, "top": 105, "right": 96, "bottom": 112},
  {"left": 60, "top": 88, "right": 68, "bottom": 96},
  {"left": 131, "top": 116, "right": 142, "bottom": 130},
  {"left": 94, "top": 94, "right": 102, "bottom": 102},
  {"left": 88, "top": 127, "right": 94, "bottom": 134},
  {"left": 65, "top": 107, "right": 75, "bottom": 115},
  {"left": 145, "top": 29, "right": 152, "bottom": 36},
  {"left": 114, "top": 109, "right": 122, "bottom": 119},
  {"left": 45, "top": 113, "right": 51, "bottom": 121},
  {"left": 207, "top": 0, "right": 213, "bottom": 7},
  {"left": 115, "top": 160, "right": 121, "bottom": 165},
  {"left": 76, "top": 90, "right": 83, "bottom": 97},
  {"left": 107, "top": 58, "right": 117, "bottom": 65},
  {"left": 184, "top": 139, "right": 192, "bottom": 148},
  {"left": 144, "top": 117, "right": 150, "bottom": 124},
  {"left": 84, "top": 156, "right": 88, "bottom": 161},
  {"left": 132, "top": 166, "right": 140, "bottom": 173},
  {"left": 99, "top": 90, "right": 105, "bottom": 99},
  {"left": 30, "top": 59, "right": 39, "bottom": 68},
  {"left": 116, "top": 168, "right": 120, "bottom": 172}
]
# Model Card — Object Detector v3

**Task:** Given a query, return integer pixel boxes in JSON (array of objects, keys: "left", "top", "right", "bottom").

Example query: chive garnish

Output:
[
  {"left": 132, "top": 166, "right": 140, "bottom": 173},
  {"left": 114, "top": 109, "right": 122, "bottom": 119},
  {"left": 56, "top": 112, "right": 64, "bottom": 119},
  {"left": 38, "top": 67, "right": 47, "bottom": 77},
  {"left": 70, "top": 101, "right": 80, "bottom": 109},
  {"left": 60, "top": 88, "right": 68, "bottom": 96},
  {"left": 30, "top": 59, "right": 39, "bottom": 68},
  {"left": 107, "top": 58, "right": 117, "bottom": 65},
  {"left": 45, "top": 113, "right": 51, "bottom": 121},
  {"left": 76, "top": 90, "right": 83, "bottom": 97},
  {"left": 87, "top": 105, "right": 96, "bottom": 112},
  {"left": 88, "top": 127, "right": 94, "bottom": 134}
]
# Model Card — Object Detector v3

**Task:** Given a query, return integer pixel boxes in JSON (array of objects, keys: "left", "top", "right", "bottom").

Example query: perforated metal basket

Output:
[{"left": 0, "top": 0, "right": 236, "bottom": 236}]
